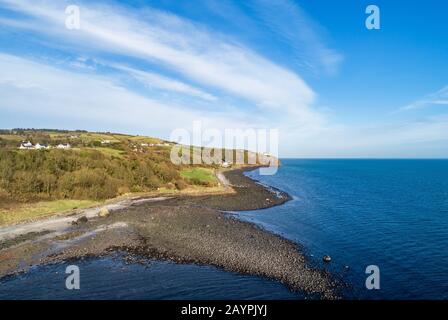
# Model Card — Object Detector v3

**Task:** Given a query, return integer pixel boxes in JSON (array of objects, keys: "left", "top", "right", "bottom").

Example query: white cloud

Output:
[
  {"left": 0, "top": 54, "right": 251, "bottom": 137},
  {"left": 280, "top": 115, "right": 448, "bottom": 158},
  {"left": 1, "top": 53, "right": 447, "bottom": 158},
  {"left": 247, "top": 0, "right": 343, "bottom": 75},
  {"left": 1, "top": 0, "right": 447, "bottom": 158},
  {"left": 109, "top": 63, "right": 217, "bottom": 102},
  {"left": 401, "top": 86, "right": 448, "bottom": 111},
  {"left": 199, "top": 0, "right": 343, "bottom": 76},
  {"left": 0, "top": 0, "right": 317, "bottom": 122}
]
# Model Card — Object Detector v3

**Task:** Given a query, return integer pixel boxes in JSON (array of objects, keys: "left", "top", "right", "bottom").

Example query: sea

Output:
[{"left": 1, "top": 159, "right": 447, "bottom": 299}]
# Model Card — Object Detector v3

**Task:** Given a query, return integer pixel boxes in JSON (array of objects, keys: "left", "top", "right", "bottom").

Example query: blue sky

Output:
[{"left": 0, "top": 0, "right": 447, "bottom": 157}]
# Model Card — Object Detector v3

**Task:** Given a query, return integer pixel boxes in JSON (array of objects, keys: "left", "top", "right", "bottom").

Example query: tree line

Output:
[{"left": 0, "top": 148, "right": 185, "bottom": 202}]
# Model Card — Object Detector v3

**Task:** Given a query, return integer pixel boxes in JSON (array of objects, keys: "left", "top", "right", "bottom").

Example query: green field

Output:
[
  {"left": 0, "top": 199, "right": 99, "bottom": 226},
  {"left": 181, "top": 167, "right": 217, "bottom": 184}
]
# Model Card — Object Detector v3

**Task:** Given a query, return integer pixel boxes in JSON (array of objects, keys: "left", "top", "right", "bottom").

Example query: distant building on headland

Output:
[
  {"left": 56, "top": 143, "right": 71, "bottom": 149},
  {"left": 35, "top": 143, "right": 50, "bottom": 150},
  {"left": 19, "top": 141, "right": 33, "bottom": 149},
  {"left": 221, "top": 161, "right": 231, "bottom": 168}
]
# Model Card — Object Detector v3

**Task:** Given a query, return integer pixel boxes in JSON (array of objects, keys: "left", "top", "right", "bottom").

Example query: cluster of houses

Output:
[{"left": 18, "top": 141, "right": 71, "bottom": 150}]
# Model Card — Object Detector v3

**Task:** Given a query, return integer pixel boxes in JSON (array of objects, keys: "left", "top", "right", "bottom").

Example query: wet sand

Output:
[{"left": 0, "top": 167, "right": 338, "bottom": 299}]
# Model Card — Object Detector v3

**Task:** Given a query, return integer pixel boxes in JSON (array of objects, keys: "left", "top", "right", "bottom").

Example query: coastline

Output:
[{"left": 0, "top": 166, "right": 338, "bottom": 299}]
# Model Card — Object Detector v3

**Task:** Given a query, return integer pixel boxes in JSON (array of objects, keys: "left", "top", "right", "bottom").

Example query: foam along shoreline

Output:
[{"left": 0, "top": 166, "right": 338, "bottom": 299}]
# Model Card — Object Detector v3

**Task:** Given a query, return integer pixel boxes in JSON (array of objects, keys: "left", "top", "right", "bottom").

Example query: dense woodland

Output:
[{"left": 0, "top": 148, "right": 187, "bottom": 201}]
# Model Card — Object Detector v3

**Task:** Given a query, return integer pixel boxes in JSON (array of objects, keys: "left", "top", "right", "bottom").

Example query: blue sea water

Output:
[
  {"left": 240, "top": 159, "right": 448, "bottom": 299},
  {"left": 0, "top": 255, "right": 299, "bottom": 300},
  {"left": 1, "top": 159, "right": 447, "bottom": 299}
]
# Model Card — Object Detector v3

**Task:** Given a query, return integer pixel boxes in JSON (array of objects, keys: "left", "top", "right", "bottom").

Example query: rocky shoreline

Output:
[{"left": 0, "top": 166, "right": 339, "bottom": 299}]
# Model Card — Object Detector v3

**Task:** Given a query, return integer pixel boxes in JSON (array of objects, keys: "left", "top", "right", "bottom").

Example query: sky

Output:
[{"left": 0, "top": 0, "right": 447, "bottom": 158}]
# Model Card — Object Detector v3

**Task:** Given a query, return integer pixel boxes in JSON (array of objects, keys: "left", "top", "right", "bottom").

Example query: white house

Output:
[
  {"left": 57, "top": 143, "right": 71, "bottom": 149},
  {"left": 19, "top": 141, "right": 33, "bottom": 149},
  {"left": 35, "top": 143, "right": 50, "bottom": 150},
  {"left": 262, "top": 152, "right": 271, "bottom": 157},
  {"left": 101, "top": 140, "right": 111, "bottom": 145},
  {"left": 221, "top": 161, "right": 231, "bottom": 168}
]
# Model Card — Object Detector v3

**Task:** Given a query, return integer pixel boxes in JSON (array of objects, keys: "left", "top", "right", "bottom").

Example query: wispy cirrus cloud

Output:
[
  {"left": 1, "top": 0, "right": 446, "bottom": 158},
  {"left": 246, "top": 0, "right": 343, "bottom": 75},
  {"left": 107, "top": 63, "right": 218, "bottom": 102},
  {"left": 0, "top": 0, "right": 318, "bottom": 122},
  {"left": 0, "top": 53, "right": 252, "bottom": 135},
  {"left": 401, "top": 86, "right": 448, "bottom": 111},
  {"left": 190, "top": 0, "right": 343, "bottom": 76}
]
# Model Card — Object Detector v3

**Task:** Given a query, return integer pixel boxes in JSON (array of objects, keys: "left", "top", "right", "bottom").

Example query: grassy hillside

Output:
[
  {"left": 0, "top": 200, "right": 98, "bottom": 226},
  {"left": 0, "top": 128, "right": 220, "bottom": 200},
  {"left": 181, "top": 167, "right": 217, "bottom": 187},
  {"left": 0, "top": 129, "right": 268, "bottom": 225}
]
